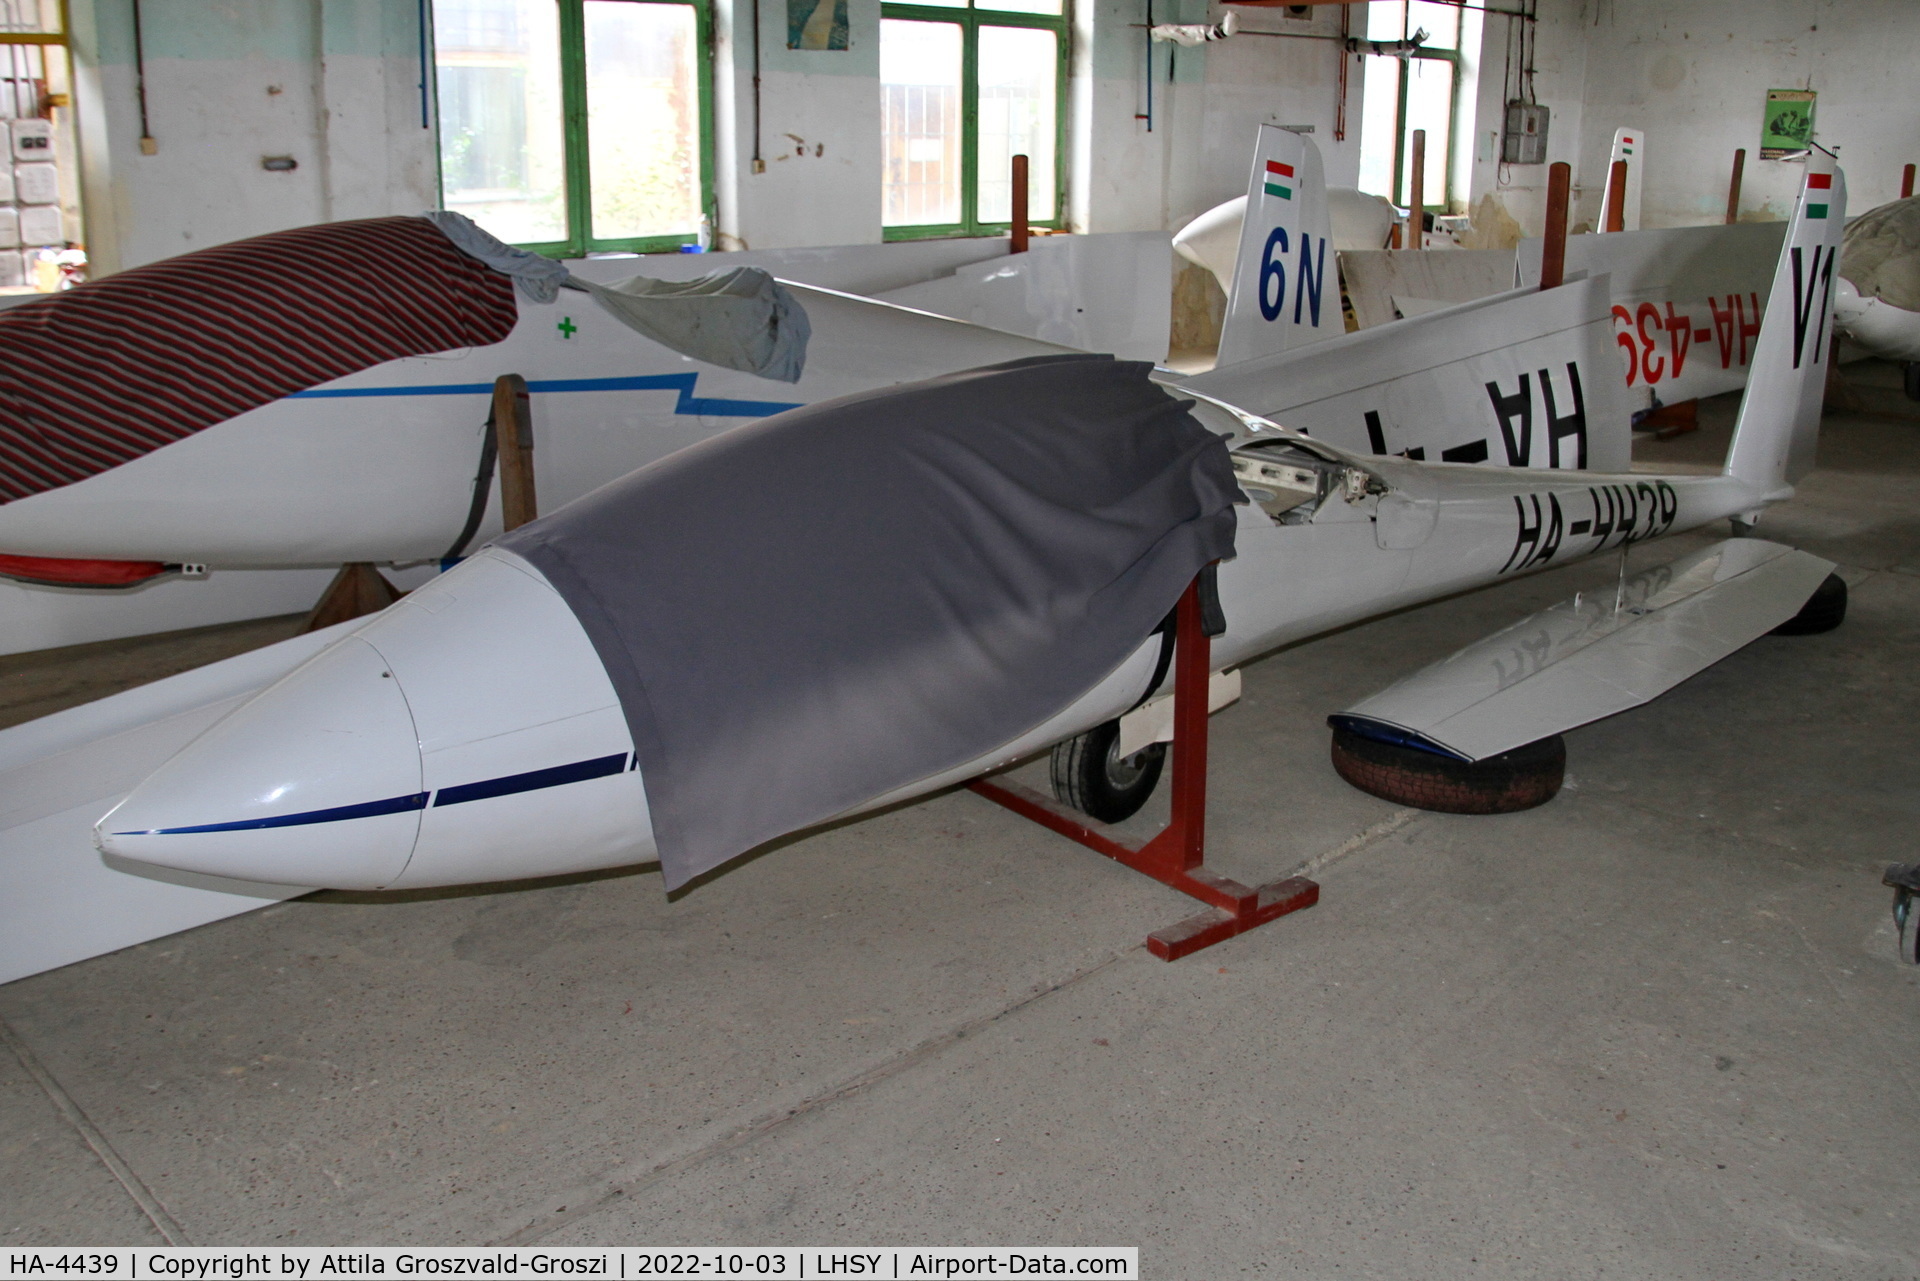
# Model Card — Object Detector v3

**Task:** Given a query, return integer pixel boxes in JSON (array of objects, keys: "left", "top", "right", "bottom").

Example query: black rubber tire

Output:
[
  {"left": 1904, "top": 361, "right": 1920, "bottom": 402},
  {"left": 1898, "top": 894, "right": 1920, "bottom": 966},
  {"left": 1050, "top": 719, "right": 1166, "bottom": 823},
  {"left": 1771, "top": 572, "right": 1847, "bottom": 636},
  {"left": 1330, "top": 725, "right": 1564, "bottom": 814}
]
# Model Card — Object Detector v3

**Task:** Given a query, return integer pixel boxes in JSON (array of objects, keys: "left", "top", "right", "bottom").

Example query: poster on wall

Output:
[
  {"left": 788, "top": 0, "right": 849, "bottom": 49},
  {"left": 1761, "top": 90, "right": 1816, "bottom": 160}
]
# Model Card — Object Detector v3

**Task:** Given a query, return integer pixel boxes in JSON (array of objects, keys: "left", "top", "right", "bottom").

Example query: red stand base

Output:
[
  {"left": 968, "top": 776, "right": 1318, "bottom": 960},
  {"left": 969, "top": 575, "right": 1319, "bottom": 961}
]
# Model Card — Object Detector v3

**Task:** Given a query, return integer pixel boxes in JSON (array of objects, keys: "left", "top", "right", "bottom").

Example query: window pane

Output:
[
  {"left": 978, "top": 0, "right": 1063, "bottom": 16},
  {"left": 1400, "top": 57, "right": 1452, "bottom": 207},
  {"left": 881, "top": 20, "right": 963, "bottom": 227},
  {"left": 976, "top": 26, "right": 1056, "bottom": 223},
  {"left": 1407, "top": 1, "right": 1458, "bottom": 49},
  {"left": 434, "top": 0, "right": 567, "bottom": 245},
  {"left": 1356, "top": 55, "right": 1399, "bottom": 201},
  {"left": 0, "top": 0, "right": 60, "bottom": 35},
  {"left": 584, "top": 1, "right": 703, "bottom": 242},
  {"left": 1366, "top": 1, "right": 1405, "bottom": 40}
]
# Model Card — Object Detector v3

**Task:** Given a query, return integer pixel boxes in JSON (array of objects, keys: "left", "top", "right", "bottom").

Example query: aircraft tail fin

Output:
[
  {"left": 1596, "top": 126, "right": 1646, "bottom": 232},
  {"left": 1722, "top": 149, "right": 1845, "bottom": 494},
  {"left": 1214, "top": 127, "right": 1341, "bottom": 368}
]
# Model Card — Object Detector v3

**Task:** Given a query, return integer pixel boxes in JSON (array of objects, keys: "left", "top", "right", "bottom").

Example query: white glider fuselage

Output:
[
  {"left": 0, "top": 283, "right": 1071, "bottom": 567},
  {"left": 90, "top": 433, "right": 1771, "bottom": 892},
  {"left": 91, "top": 151, "right": 1846, "bottom": 896}
]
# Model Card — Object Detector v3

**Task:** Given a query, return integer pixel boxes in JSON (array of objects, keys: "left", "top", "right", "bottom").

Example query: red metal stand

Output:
[{"left": 969, "top": 577, "right": 1319, "bottom": 961}]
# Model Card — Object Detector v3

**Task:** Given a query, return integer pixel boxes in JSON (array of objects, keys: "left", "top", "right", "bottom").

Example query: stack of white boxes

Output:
[{"left": 0, "top": 117, "right": 61, "bottom": 288}]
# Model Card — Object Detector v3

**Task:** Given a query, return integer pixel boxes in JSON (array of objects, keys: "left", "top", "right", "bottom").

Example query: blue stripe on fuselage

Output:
[
  {"left": 433, "top": 752, "right": 628, "bottom": 807},
  {"left": 285, "top": 373, "right": 801, "bottom": 419},
  {"left": 118, "top": 791, "right": 430, "bottom": 835},
  {"left": 114, "top": 752, "right": 633, "bottom": 836}
]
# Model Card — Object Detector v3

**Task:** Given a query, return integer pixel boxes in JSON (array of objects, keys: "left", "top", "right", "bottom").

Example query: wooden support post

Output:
[
  {"left": 1725, "top": 148, "right": 1746, "bottom": 224},
  {"left": 1406, "top": 129, "right": 1425, "bottom": 249},
  {"left": 1604, "top": 159, "right": 1627, "bottom": 232},
  {"left": 303, "top": 563, "right": 402, "bottom": 633},
  {"left": 1904, "top": 163, "right": 1916, "bottom": 201},
  {"left": 1540, "top": 161, "right": 1571, "bottom": 291},
  {"left": 491, "top": 374, "right": 537, "bottom": 532},
  {"left": 1010, "top": 154, "right": 1030, "bottom": 253}
]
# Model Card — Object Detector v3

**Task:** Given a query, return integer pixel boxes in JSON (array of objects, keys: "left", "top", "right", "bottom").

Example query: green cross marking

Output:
[{"left": 557, "top": 317, "right": 578, "bottom": 339}]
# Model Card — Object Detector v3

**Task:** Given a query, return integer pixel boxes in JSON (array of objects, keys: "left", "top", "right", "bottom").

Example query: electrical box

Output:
[
  {"left": 1502, "top": 101, "right": 1550, "bottom": 164},
  {"left": 10, "top": 118, "right": 50, "bottom": 161}
]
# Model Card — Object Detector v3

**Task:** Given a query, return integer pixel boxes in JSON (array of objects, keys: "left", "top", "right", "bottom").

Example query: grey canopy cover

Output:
[
  {"left": 1842, "top": 195, "right": 1920, "bottom": 313},
  {"left": 580, "top": 268, "right": 811, "bottom": 384},
  {"left": 496, "top": 354, "right": 1240, "bottom": 889},
  {"left": 423, "top": 210, "right": 811, "bottom": 382}
]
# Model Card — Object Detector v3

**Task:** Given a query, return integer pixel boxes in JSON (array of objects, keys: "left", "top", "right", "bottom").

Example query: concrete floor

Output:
[{"left": 5, "top": 379, "right": 1920, "bottom": 1274}]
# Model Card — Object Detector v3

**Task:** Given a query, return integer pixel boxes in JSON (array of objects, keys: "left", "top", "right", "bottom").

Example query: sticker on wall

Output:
[
  {"left": 1761, "top": 90, "right": 1816, "bottom": 161},
  {"left": 788, "top": 0, "right": 849, "bottom": 50}
]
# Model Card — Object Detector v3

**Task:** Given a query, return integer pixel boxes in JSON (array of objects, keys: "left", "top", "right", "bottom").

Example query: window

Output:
[
  {"left": 0, "top": 0, "right": 80, "bottom": 291},
  {"left": 434, "top": 0, "right": 714, "bottom": 256},
  {"left": 1356, "top": 1, "right": 1461, "bottom": 213},
  {"left": 880, "top": 0, "right": 1066, "bottom": 240}
]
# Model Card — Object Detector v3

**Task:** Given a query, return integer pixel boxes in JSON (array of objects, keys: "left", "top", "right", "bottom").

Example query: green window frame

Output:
[
  {"left": 878, "top": 0, "right": 1069, "bottom": 241},
  {"left": 1384, "top": 46, "right": 1461, "bottom": 212},
  {"left": 1359, "top": 2, "right": 1462, "bottom": 214},
  {"left": 434, "top": 0, "right": 717, "bottom": 258}
]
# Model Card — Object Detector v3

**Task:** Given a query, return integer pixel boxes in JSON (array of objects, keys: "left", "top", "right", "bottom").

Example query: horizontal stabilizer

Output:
[{"left": 1336, "top": 539, "right": 1834, "bottom": 761}]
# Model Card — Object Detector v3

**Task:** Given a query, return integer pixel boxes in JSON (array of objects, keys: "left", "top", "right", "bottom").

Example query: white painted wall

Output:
[
  {"left": 55, "top": 1, "right": 1920, "bottom": 267},
  {"left": 1468, "top": 0, "right": 1920, "bottom": 239},
  {"left": 68, "top": 0, "right": 436, "bottom": 275}
]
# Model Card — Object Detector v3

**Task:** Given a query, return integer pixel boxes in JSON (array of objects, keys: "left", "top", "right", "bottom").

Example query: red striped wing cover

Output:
[{"left": 0, "top": 216, "right": 519, "bottom": 504}]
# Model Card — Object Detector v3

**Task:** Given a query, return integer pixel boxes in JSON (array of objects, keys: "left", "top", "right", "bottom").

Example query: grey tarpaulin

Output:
[
  {"left": 496, "top": 354, "right": 1240, "bottom": 889},
  {"left": 421, "top": 210, "right": 573, "bottom": 303},
  {"left": 423, "top": 210, "right": 811, "bottom": 382},
  {"left": 1842, "top": 195, "right": 1920, "bottom": 313},
  {"left": 580, "top": 267, "right": 811, "bottom": 384}
]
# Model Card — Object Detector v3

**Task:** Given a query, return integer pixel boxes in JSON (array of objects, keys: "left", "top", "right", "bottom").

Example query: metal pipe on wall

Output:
[{"left": 1725, "top": 148, "right": 1745, "bottom": 225}]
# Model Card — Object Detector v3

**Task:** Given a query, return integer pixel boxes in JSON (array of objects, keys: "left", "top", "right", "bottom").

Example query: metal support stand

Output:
[{"left": 969, "top": 577, "right": 1319, "bottom": 961}]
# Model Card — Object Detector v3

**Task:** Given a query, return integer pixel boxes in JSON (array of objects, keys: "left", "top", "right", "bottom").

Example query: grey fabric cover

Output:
[
  {"left": 581, "top": 267, "right": 811, "bottom": 384},
  {"left": 497, "top": 354, "right": 1240, "bottom": 889},
  {"left": 1842, "top": 196, "right": 1920, "bottom": 313},
  {"left": 421, "top": 210, "right": 573, "bottom": 303},
  {"left": 424, "top": 210, "right": 811, "bottom": 382}
]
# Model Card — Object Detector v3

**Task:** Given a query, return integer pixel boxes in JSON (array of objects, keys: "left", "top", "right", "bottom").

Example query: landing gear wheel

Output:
[
  {"left": 1885, "top": 864, "right": 1920, "bottom": 965},
  {"left": 1771, "top": 572, "right": 1847, "bottom": 636},
  {"left": 1330, "top": 724, "right": 1565, "bottom": 814},
  {"left": 1050, "top": 719, "right": 1166, "bottom": 823}
]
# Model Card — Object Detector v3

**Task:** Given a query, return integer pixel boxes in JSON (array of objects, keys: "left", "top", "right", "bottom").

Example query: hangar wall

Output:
[
  {"left": 57, "top": 0, "right": 1920, "bottom": 272},
  {"left": 69, "top": 0, "right": 436, "bottom": 276},
  {"left": 1470, "top": 0, "right": 1920, "bottom": 238}
]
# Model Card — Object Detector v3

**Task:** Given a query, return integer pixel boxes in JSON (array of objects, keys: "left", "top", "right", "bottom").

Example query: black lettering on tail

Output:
[
  {"left": 1486, "top": 374, "right": 1534, "bottom": 466},
  {"left": 1540, "top": 363, "right": 1587, "bottom": 469}
]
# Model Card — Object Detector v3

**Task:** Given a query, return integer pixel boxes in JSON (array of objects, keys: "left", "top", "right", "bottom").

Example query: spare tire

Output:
[
  {"left": 1330, "top": 723, "right": 1564, "bottom": 814},
  {"left": 1771, "top": 572, "right": 1847, "bottom": 636}
]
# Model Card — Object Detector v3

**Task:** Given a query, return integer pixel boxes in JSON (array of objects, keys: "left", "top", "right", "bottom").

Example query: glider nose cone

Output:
[{"left": 97, "top": 636, "right": 425, "bottom": 889}]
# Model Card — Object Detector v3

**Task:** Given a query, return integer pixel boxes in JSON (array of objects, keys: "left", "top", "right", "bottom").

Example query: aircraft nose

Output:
[{"left": 96, "top": 636, "right": 426, "bottom": 889}]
